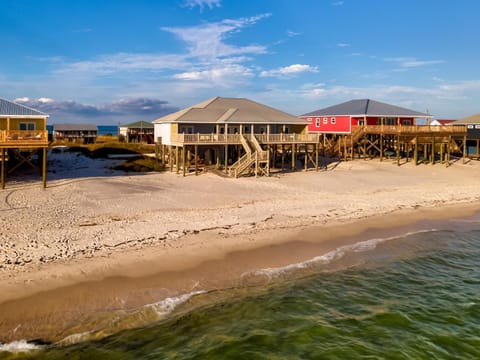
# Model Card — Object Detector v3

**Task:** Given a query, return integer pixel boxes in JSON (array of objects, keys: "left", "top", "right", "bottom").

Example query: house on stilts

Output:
[
  {"left": 301, "top": 99, "right": 468, "bottom": 165},
  {"left": 451, "top": 114, "right": 480, "bottom": 159},
  {"left": 153, "top": 97, "right": 323, "bottom": 177},
  {"left": 0, "top": 98, "right": 49, "bottom": 188}
]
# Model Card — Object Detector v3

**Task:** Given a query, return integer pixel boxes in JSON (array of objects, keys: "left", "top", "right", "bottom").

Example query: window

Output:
[
  {"left": 385, "top": 117, "right": 395, "bottom": 125},
  {"left": 331, "top": 117, "right": 336, "bottom": 125},
  {"left": 19, "top": 122, "right": 35, "bottom": 131},
  {"left": 307, "top": 117, "right": 312, "bottom": 123},
  {"left": 403, "top": 120, "right": 412, "bottom": 126},
  {"left": 315, "top": 118, "right": 320, "bottom": 127},
  {"left": 467, "top": 125, "right": 474, "bottom": 129},
  {"left": 323, "top": 117, "right": 328, "bottom": 124},
  {"left": 475, "top": 125, "right": 480, "bottom": 129}
]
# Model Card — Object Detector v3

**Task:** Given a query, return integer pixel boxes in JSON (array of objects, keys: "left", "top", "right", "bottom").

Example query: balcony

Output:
[
  {"left": 357, "top": 125, "right": 467, "bottom": 135},
  {"left": 170, "top": 132, "right": 321, "bottom": 145},
  {"left": 0, "top": 130, "right": 49, "bottom": 147}
]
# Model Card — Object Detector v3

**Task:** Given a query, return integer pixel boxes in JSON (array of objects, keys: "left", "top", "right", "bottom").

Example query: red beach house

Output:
[{"left": 301, "top": 99, "right": 430, "bottom": 134}]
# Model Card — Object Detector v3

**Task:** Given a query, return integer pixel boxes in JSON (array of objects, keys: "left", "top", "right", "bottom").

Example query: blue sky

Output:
[{"left": 1, "top": 0, "right": 479, "bottom": 124}]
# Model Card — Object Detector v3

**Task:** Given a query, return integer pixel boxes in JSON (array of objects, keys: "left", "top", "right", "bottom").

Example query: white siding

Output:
[{"left": 154, "top": 123, "right": 172, "bottom": 145}]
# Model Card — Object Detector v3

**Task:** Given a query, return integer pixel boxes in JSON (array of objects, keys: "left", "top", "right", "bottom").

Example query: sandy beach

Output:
[{"left": 1, "top": 151, "right": 480, "bottom": 343}]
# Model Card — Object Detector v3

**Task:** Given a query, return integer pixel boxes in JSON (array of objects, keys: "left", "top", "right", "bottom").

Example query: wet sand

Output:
[{"left": 1, "top": 154, "right": 480, "bottom": 342}]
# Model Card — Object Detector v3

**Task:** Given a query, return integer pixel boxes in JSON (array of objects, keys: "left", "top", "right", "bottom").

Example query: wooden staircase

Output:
[{"left": 229, "top": 135, "right": 269, "bottom": 178}]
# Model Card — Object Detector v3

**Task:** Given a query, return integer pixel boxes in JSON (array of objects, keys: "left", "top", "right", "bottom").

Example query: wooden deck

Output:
[
  {"left": 171, "top": 133, "right": 321, "bottom": 145},
  {"left": 0, "top": 130, "right": 49, "bottom": 148},
  {"left": 358, "top": 124, "right": 467, "bottom": 136}
]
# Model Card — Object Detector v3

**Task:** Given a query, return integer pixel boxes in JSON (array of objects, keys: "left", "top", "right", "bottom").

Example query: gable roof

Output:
[
  {"left": 120, "top": 120, "right": 154, "bottom": 128},
  {"left": 153, "top": 97, "right": 307, "bottom": 125},
  {"left": 0, "top": 98, "right": 48, "bottom": 117},
  {"left": 53, "top": 123, "right": 98, "bottom": 131},
  {"left": 452, "top": 114, "right": 480, "bottom": 125},
  {"left": 430, "top": 119, "right": 456, "bottom": 125},
  {"left": 301, "top": 99, "right": 429, "bottom": 118}
]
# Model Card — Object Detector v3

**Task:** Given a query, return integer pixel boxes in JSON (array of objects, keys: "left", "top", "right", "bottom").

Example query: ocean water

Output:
[
  {"left": 46, "top": 125, "right": 118, "bottom": 136},
  {"left": 1, "top": 222, "right": 479, "bottom": 359}
]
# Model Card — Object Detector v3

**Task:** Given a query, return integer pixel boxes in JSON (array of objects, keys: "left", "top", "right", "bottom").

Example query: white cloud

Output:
[
  {"left": 287, "top": 30, "right": 301, "bottom": 38},
  {"left": 260, "top": 64, "right": 319, "bottom": 77},
  {"left": 161, "top": 13, "right": 271, "bottom": 60},
  {"left": 56, "top": 53, "right": 190, "bottom": 75},
  {"left": 385, "top": 57, "right": 445, "bottom": 68},
  {"left": 183, "top": 0, "right": 221, "bottom": 10},
  {"left": 332, "top": 1, "right": 344, "bottom": 6},
  {"left": 337, "top": 43, "right": 350, "bottom": 47},
  {"left": 174, "top": 64, "right": 253, "bottom": 85}
]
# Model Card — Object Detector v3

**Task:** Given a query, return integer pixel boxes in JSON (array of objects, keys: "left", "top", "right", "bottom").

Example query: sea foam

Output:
[
  {"left": 0, "top": 340, "right": 43, "bottom": 353},
  {"left": 247, "top": 229, "right": 438, "bottom": 278},
  {"left": 146, "top": 290, "right": 207, "bottom": 317}
]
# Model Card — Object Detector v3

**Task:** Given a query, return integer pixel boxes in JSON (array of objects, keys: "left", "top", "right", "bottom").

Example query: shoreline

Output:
[{"left": 1, "top": 158, "right": 480, "bottom": 342}]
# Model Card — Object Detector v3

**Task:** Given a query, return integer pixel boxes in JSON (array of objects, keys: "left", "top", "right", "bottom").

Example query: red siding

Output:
[
  {"left": 304, "top": 115, "right": 351, "bottom": 133},
  {"left": 304, "top": 115, "right": 417, "bottom": 133}
]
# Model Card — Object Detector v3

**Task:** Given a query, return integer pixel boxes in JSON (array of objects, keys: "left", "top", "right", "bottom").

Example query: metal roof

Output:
[
  {"left": 53, "top": 123, "right": 98, "bottom": 131},
  {"left": 120, "top": 120, "right": 154, "bottom": 128},
  {"left": 301, "top": 99, "right": 429, "bottom": 117},
  {"left": 0, "top": 98, "right": 48, "bottom": 117},
  {"left": 452, "top": 114, "right": 480, "bottom": 125},
  {"left": 153, "top": 97, "right": 308, "bottom": 125}
]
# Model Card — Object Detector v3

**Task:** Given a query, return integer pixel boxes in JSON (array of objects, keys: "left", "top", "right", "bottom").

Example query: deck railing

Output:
[
  {"left": 357, "top": 125, "right": 467, "bottom": 135},
  {"left": 0, "top": 130, "right": 48, "bottom": 145},
  {"left": 171, "top": 132, "right": 321, "bottom": 145}
]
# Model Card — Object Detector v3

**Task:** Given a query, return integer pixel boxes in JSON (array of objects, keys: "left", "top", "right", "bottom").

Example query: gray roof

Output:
[
  {"left": 0, "top": 98, "right": 48, "bottom": 117},
  {"left": 120, "top": 120, "right": 154, "bottom": 128},
  {"left": 153, "top": 97, "right": 308, "bottom": 125},
  {"left": 302, "top": 99, "right": 429, "bottom": 117},
  {"left": 452, "top": 114, "right": 480, "bottom": 125},
  {"left": 53, "top": 123, "right": 98, "bottom": 131}
]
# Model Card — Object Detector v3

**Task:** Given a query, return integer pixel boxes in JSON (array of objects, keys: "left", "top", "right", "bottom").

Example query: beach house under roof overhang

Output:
[
  {"left": 0, "top": 98, "right": 50, "bottom": 188},
  {"left": 153, "top": 96, "right": 308, "bottom": 145},
  {"left": 301, "top": 99, "right": 431, "bottom": 134}
]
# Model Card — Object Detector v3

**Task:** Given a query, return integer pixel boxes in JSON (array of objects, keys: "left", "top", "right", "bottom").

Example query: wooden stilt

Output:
[
  {"left": 440, "top": 142, "right": 444, "bottom": 164},
  {"left": 1, "top": 148, "right": 5, "bottom": 189},
  {"left": 414, "top": 136, "right": 418, "bottom": 165},
  {"left": 315, "top": 142, "right": 319, "bottom": 171},
  {"left": 175, "top": 146, "right": 179, "bottom": 174},
  {"left": 292, "top": 144, "right": 296, "bottom": 171},
  {"left": 396, "top": 135, "right": 400, "bottom": 166},
  {"left": 463, "top": 135, "right": 467, "bottom": 164},
  {"left": 42, "top": 147, "right": 47, "bottom": 188},
  {"left": 267, "top": 145, "right": 270, "bottom": 176},
  {"left": 447, "top": 136, "right": 451, "bottom": 167},
  {"left": 169, "top": 146, "right": 173, "bottom": 172},
  {"left": 431, "top": 137, "right": 435, "bottom": 165},
  {"left": 281, "top": 144, "right": 285, "bottom": 170},
  {"left": 195, "top": 145, "right": 198, "bottom": 176},
  {"left": 304, "top": 144, "right": 308, "bottom": 171},
  {"left": 225, "top": 145, "right": 228, "bottom": 174},
  {"left": 182, "top": 146, "right": 186, "bottom": 177},
  {"left": 380, "top": 134, "right": 383, "bottom": 161}
]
